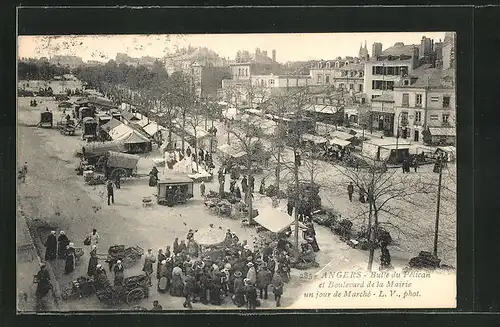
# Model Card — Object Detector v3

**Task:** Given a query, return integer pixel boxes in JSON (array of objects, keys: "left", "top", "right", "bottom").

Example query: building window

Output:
[
  {"left": 372, "top": 80, "right": 394, "bottom": 90},
  {"left": 402, "top": 93, "right": 409, "bottom": 107},
  {"left": 430, "top": 96, "right": 440, "bottom": 102},
  {"left": 442, "top": 114, "right": 450, "bottom": 123},
  {"left": 416, "top": 94, "right": 422, "bottom": 107},
  {"left": 317, "top": 74, "right": 322, "bottom": 84},
  {"left": 350, "top": 71, "right": 355, "bottom": 77},
  {"left": 372, "top": 95, "right": 379, "bottom": 99},
  {"left": 342, "top": 71, "right": 348, "bottom": 77},
  {"left": 415, "top": 111, "right": 422, "bottom": 122},
  {"left": 404, "top": 79, "right": 409, "bottom": 86},
  {"left": 430, "top": 114, "right": 439, "bottom": 121},
  {"left": 349, "top": 84, "right": 354, "bottom": 90},
  {"left": 260, "top": 79, "right": 265, "bottom": 87},
  {"left": 325, "top": 75, "right": 330, "bottom": 84},
  {"left": 269, "top": 79, "right": 275, "bottom": 85},
  {"left": 326, "top": 62, "right": 331, "bottom": 69},
  {"left": 359, "top": 71, "right": 364, "bottom": 78},
  {"left": 443, "top": 96, "right": 451, "bottom": 108},
  {"left": 358, "top": 84, "right": 363, "bottom": 92},
  {"left": 245, "top": 69, "right": 249, "bottom": 76},
  {"left": 339, "top": 83, "right": 344, "bottom": 90}
]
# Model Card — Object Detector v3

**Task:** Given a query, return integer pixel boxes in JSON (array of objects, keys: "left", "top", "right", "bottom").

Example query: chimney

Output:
[
  {"left": 272, "top": 49, "right": 276, "bottom": 62},
  {"left": 263, "top": 50, "right": 268, "bottom": 58}
]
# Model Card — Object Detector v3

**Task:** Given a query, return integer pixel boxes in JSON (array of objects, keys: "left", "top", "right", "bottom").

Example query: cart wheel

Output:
[{"left": 126, "top": 288, "right": 145, "bottom": 305}]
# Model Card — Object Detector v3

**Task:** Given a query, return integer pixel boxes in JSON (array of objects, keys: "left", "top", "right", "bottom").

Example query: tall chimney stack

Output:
[{"left": 272, "top": 49, "right": 276, "bottom": 62}]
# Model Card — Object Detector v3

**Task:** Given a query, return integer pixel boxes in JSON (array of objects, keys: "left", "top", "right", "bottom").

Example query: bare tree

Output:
[
  {"left": 326, "top": 154, "right": 435, "bottom": 270},
  {"left": 226, "top": 114, "right": 267, "bottom": 224},
  {"left": 185, "top": 101, "right": 206, "bottom": 173}
]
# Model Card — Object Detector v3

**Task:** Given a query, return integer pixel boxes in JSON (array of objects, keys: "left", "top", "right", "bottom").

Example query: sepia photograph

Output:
[{"left": 16, "top": 31, "right": 457, "bottom": 312}]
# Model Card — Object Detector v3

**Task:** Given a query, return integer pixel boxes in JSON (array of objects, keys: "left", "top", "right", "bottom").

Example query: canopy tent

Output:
[
  {"left": 328, "top": 130, "right": 357, "bottom": 141},
  {"left": 302, "top": 133, "right": 328, "bottom": 144},
  {"left": 117, "top": 131, "right": 150, "bottom": 144},
  {"left": 100, "top": 118, "right": 122, "bottom": 132},
  {"left": 193, "top": 227, "right": 226, "bottom": 246},
  {"left": 329, "top": 138, "right": 351, "bottom": 147},
  {"left": 254, "top": 208, "right": 294, "bottom": 233},
  {"left": 143, "top": 122, "right": 166, "bottom": 137},
  {"left": 80, "top": 140, "right": 125, "bottom": 156},
  {"left": 108, "top": 124, "right": 134, "bottom": 140}
]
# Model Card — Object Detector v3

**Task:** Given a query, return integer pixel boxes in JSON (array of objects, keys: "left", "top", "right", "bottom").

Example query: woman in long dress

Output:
[
  {"left": 170, "top": 266, "right": 184, "bottom": 297},
  {"left": 65, "top": 243, "right": 76, "bottom": 274},
  {"left": 87, "top": 245, "right": 98, "bottom": 277},
  {"left": 57, "top": 231, "right": 70, "bottom": 259},
  {"left": 156, "top": 249, "right": 166, "bottom": 279}
]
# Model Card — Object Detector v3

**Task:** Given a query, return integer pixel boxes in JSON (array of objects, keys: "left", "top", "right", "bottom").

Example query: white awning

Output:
[
  {"left": 108, "top": 124, "right": 134, "bottom": 140},
  {"left": 143, "top": 122, "right": 166, "bottom": 136},
  {"left": 254, "top": 208, "right": 294, "bottom": 233},
  {"left": 302, "top": 133, "right": 328, "bottom": 144},
  {"left": 329, "top": 138, "right": 351, "bottom": 147}
]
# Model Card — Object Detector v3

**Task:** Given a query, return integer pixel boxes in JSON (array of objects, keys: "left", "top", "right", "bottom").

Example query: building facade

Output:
[
  {"left": 309, "top": 59, "right": 365, "bottom": 94},
  {"left": 392, "top": 66, "right": 456, "bottom": 144}
]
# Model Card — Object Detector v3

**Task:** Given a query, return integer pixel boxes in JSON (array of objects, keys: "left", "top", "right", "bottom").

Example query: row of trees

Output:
[{"left": 18, "top": 60, "right": 71, "bottom": 81}]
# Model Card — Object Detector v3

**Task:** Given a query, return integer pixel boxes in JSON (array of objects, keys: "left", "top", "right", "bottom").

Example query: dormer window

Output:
[
  {"left": 345, "top": 61, "right": 349, "bottom": 66},
  {"left": 335, "top": 61, "right": 340, "bottom": 68},
  {"left": 404, "top": 79, "right": 409, "bottom": 86},
  {"left": 326, "top": 62, "right": 331, "bottom": 69}
]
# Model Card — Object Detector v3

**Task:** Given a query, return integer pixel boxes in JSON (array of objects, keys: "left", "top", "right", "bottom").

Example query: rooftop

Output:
[
  {"left": 381, "top": 43, "right": 419, "bottom": 57},
  {"left": 395, "top": 66, "right": 455, "bottom": 89}
]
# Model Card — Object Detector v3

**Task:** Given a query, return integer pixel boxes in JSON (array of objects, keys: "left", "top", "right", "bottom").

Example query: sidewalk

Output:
[{"left": 16, "top": 211, "right": 57, "bottom": 312}]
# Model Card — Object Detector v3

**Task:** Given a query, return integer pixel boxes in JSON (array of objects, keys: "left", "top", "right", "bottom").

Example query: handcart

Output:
[
  {"left": 95, "top": 274, "right": 150, "bottom": 305},
  {"left": 103, "top": 245, "right": 144, "bottom": 270}
]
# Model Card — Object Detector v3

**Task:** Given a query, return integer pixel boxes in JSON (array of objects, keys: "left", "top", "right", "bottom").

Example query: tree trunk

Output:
[
  {"left": 276, "top": 147, "right": 281, "bottom": 192},
  {"left": 181, "top": 111, "right": 186, "bottom": 152},
  {"left": 367, "top": 200, "right": 375, "bottom": 271},
  {"left": 193, "top": 130, "right": 199, "bottom": 173},
  {"left": 293, "top": 148, "right": 300, "bottom": 258},
  {"left": 248, "top": 158, "right": 254, "bottom": 224}
]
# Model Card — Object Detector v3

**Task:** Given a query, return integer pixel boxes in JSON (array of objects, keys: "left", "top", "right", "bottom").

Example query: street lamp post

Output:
[{"left": 433, "top": 154, "right": 443, "bottom": 256}]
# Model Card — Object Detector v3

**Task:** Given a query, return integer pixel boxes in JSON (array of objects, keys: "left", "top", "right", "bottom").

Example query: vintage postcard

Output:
[{"left": 16, "top": 32, "right": 456, "bottom": 312}]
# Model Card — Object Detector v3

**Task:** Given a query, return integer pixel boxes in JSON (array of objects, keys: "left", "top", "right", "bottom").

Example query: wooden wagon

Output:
[
  {"left": 156, "top": 175, "right": 194, "bottom": 206},
  {"left": 95, "top": 151, "right": 140, "bottom": 180},
  {"left": 95, "top": 274, "right": 150, "bottom": 306}
]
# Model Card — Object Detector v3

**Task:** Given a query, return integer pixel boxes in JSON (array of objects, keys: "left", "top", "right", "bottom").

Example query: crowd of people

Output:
[{"left": 83, "top": 226, "right": 295, "bottom": 309}]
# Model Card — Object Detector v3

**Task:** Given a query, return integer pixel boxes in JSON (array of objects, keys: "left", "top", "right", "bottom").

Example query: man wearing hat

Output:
[
  {"left": 44, "top": 231, "right": 57, "bottom": 261},
  {"left": 257, "top": 263, "right": 272, "bottom": 300},
  {"left": 232, "top": 270, "right": 245, "bottom": 307},
  {"left": 272, "top": 273, "right": 284, "bottom": 307},
  {"left": 244, "top": 278, "right": 258, "bottom": 310},
  {"left": 142, "top": 249, "right": 156, "bottom": 286},
  {"left": 246, "top": 262, "right": 257, "bottom": 285}
]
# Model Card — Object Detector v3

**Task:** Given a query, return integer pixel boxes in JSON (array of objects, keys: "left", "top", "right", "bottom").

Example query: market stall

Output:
[{"left": 253, "top": 208, "right": 294, "bottom": 234}]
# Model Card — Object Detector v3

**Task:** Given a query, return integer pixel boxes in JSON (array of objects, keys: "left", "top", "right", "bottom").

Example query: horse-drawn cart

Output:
[{"left": 95, "top": 151, "right": 140, "bottom": 180}]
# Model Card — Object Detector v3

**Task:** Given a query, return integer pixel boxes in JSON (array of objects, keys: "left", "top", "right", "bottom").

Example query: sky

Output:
[{"left": 18, "top": 32, "right": 448, "bottom": 63}]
